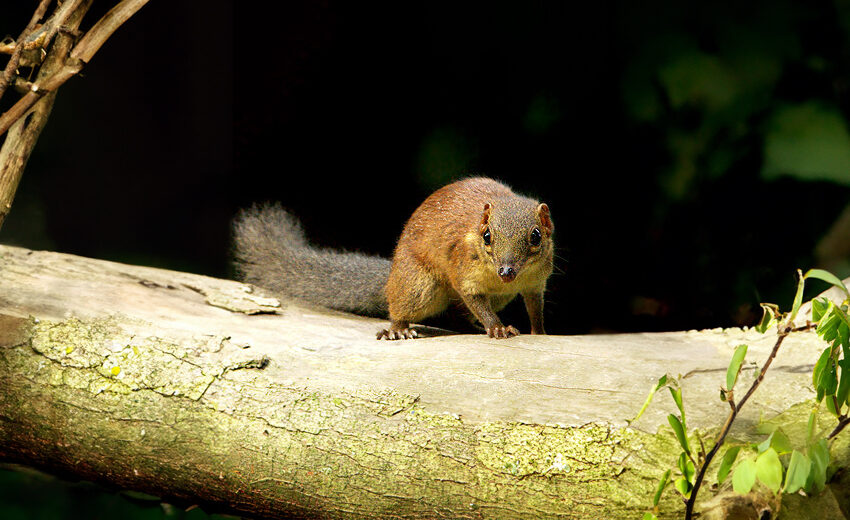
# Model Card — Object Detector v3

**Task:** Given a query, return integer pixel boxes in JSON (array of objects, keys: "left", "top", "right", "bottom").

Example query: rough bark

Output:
[{"left": 0, "top": 244, "right": 847, "bottom": 519}]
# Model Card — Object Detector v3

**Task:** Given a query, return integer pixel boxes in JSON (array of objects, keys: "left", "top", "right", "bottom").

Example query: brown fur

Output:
[
  {"left": 381, "top": 177, "right": 554, "bottom": 339},
  {"left": 231, "top": 178, "right": 554, "bottom": 340}
]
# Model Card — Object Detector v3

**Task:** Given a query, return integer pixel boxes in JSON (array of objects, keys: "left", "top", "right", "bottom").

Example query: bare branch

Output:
[
  {"left": 33, "top": 0, "right": 87, "bottom": 55},
  {"left": 71, "top": 0, "right": 150, "bottom": 63},
  {"left": 0, "top": 0, "right": 87, "bottom": 58},
  {"left": 0, "top": 0, "right": 93, "bottom": 229},
  {"left": 0, "top": 0, "right": 53, "bottom": 102},
  {"left": 0, "top": 0, "right": 149, "bottom": 137},
  {"left": 0, "top": 93, "right": 56, "bottom": 227}
]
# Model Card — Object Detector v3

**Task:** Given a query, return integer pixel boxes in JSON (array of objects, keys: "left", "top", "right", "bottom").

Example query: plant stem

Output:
[
  {"left": 828, "top": 415, "right": 850, "bottom": 439},
  {"left": 684, "top": 327, "right": 791, "bottom": 519}
]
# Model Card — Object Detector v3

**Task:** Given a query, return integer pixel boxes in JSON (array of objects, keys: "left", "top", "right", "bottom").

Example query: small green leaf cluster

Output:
[
  {"left": 810, "top": 294, "right": 850, "bottom": 418},
  {"left": 634, "top": 374, "right": 704, "bottom": 517},
  {"left": 717, "top": 428, "right": 829, "bottom": 496},
  {"left": 638, "top": 269, "right": 849, "bottom": 519}
]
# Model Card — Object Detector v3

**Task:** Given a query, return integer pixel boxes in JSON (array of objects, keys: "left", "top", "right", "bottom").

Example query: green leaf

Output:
[
  {"left": 825, "top": 395, "right": 839, "bottom": 416},
  {"left": 805, "top": 439, "right": 829, "bottom": 494},
  {"left": 668, "top": 414, "right": 691, "bottom": 455},
  {"left": 813, "top": 297, "right": 830, "bottom": 323},
  {"left": 789, "top": 270, "right": 806, "bottom": 323},
  {"left": 717, "top": 446, "right": 742, "bottom": 484},
  {"left": 642, "top": 513, "right": 659, "bottom": 520},
  {"left": 813, "top": 347, "right": 832, "bottom": 401},
  {"left": 631, "top": 374, "right": 669, "bottom": 423},
  {"left": 678, "top": 452, "right": 695, "bottom": 484},
  {"left": 819, "top": 312, "right": 841, "bottom": 343},
  {"left": 835, "top": 310, "right": 850, "bottom": 345},
  {"left": 673, "top": 476, "right": 691, "bottom": 498},
  {"left": 756, "top": 447, "right": 783, "bottom": 494},
  {"left": 807, "top": 409, "right": 817, "bottom": 445},
  {"left": 757, "top": 432, "right": 774, "bottom": 454},
  {"left": 757, "top": 430, "right": 791, "bottom": 454},
  {"left": 817, "top": 357, "right": 838, "bottom": 399},
  {"left": 668, "top": 386, "right": 686, "bottom": 430},
  {"left": 784, "top": 450, "right": 812, "bottom": 494},
  {"left": 727, "top": 344, "right": 748, "bottom": 390},
  {"left": 653, "top": 469, "right": 671, "bottom": 506},
  {"left": 837, "top": 307, "right": 850, "bottom": 330},
  {"left": 804, "top": 268, "right": 850, "bottom": 298},
  {"left": 837, "top": 357, "right": 850, "bottom": 409},
  {"left": 732, "top": 458, "right": 757, "bottom": 494},
  {"left": 756, "top": 304, "right": 778, "bottom": 333},
  {"left": 770, "top": 429, "right": 793, "bottom": 454}
]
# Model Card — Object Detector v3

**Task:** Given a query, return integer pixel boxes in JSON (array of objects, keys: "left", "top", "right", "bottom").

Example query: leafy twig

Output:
[{"left": 684, "top": 326, "right": 792, "bottom": 519}]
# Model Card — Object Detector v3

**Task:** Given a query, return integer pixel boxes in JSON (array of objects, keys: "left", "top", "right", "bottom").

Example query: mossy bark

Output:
[
  {"left": 0, "top": 244, "right": 847, "bottom": 519},
  {"left": 0, "top": 315, "right": 680, "bottom": 518}
]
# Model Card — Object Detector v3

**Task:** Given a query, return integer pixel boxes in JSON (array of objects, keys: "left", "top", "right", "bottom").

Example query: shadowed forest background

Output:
[
  {"left": 1, "top": 0, "right": 850, "bottom": 516},
  {"left": 3, "top": 0, "right": 850, "bottom": 335}
]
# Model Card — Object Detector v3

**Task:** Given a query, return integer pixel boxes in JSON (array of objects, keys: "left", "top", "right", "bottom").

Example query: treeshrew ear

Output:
[
  {"left": 537, "top": 203, "right": 553, "bottom": 233},
  {"left": 480, "top": 203, "right": 492, "bottom": 229}
]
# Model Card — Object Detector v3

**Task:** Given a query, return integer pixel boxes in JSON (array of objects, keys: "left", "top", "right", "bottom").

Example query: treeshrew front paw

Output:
[
  {"left": 486, "top": 325, "right": 520, "bottom": 338},
  {"left": 376, "top": 328, "right": 419, "bottom": 340}
]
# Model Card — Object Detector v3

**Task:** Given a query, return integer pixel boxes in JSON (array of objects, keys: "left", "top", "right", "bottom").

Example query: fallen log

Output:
[{"left": 0, "top": 244, "right": 847, "bottom": 519}]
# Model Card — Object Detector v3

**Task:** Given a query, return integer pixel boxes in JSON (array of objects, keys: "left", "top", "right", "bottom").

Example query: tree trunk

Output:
[{"left": 0, "top": 244, "right": 847, "bottom": 519}]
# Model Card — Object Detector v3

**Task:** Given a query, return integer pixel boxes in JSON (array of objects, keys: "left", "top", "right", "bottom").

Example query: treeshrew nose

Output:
[{"left": 498, "top": 265, "right": 516, "bottom": 282}]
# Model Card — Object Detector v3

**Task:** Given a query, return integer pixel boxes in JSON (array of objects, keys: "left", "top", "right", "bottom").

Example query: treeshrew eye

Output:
[
  {"left": 530, "top": 227, "right": 541, "bottom": 246},
  {"left": 482, "top": 227, "right": 491, "bottom": 246}
]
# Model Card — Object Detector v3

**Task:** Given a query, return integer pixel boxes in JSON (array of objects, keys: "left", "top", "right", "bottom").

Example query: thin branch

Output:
[
  {"left": 0, "top": 0, "right": 93, "bottom": 229},
  {"left": 0, "top": 93, "right": 57, "bottom": 226},
  {"left": 71, "top": 0, "right": 150, "bottom": 63},
  {"left": 0, "top": 0, "right": 149, "bottom": 137},
  {"left": 735, "top": 329, "right": 789, "bottom": 410},
  {"left": 791, "top": 323, "right": 816, "bottom": 333},
  {"left": 0, "top": 0, "right": 87, "bottom": 59},
  {"left": 0, "top": 0, "right": 53, "bottom": 102},
  {"left": 34, "top": 0, "right": 87, "bottom": 55},
  {"left": 684, "top": 326, "right": 792, "bottom": 519},
  {"left": 829, "top": 415, "right": 850, "bottom": 440}
]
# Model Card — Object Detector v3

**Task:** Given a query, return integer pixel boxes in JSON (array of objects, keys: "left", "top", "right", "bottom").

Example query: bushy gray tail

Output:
[{"left": 232, "top": 203, "right": 390, "bottom": 317}]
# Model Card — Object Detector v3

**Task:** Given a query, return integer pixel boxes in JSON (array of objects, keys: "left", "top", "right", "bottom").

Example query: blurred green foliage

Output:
[
  {"left": 764, "top": 102, "right": 850, "bottom": 185},
  {"left": 0, "top": 466, "right": 236, "bottom": 520},
  {"left": 417, "top": 127, "right": 477, "bottom": 188},
  {"left": 620, "top": 0, "right": 850, "bottom": 198}
]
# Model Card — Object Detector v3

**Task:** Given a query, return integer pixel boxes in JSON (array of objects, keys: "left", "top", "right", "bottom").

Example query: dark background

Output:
[
  {"left": 3, "top": 1, "right": 850, "bottom": 335},
  {"left": 1, "top": 0, "right": 850, "bottom": 516}
]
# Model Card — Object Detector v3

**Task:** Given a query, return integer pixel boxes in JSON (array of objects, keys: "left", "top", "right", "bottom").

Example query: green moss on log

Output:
[{"left": 1, "top": 315, "right": 847, "bottom": 519}]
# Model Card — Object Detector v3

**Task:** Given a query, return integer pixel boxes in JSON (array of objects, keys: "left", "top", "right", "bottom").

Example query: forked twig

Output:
[
  {"left": 0, "top": 0, "right": 53, "bottom": 101},
  {"left": 0, "top": 0, "right": 150, "bottom": 137},
  {"left": 684, "top": 326, "right": 793, "bottom": 519}
]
